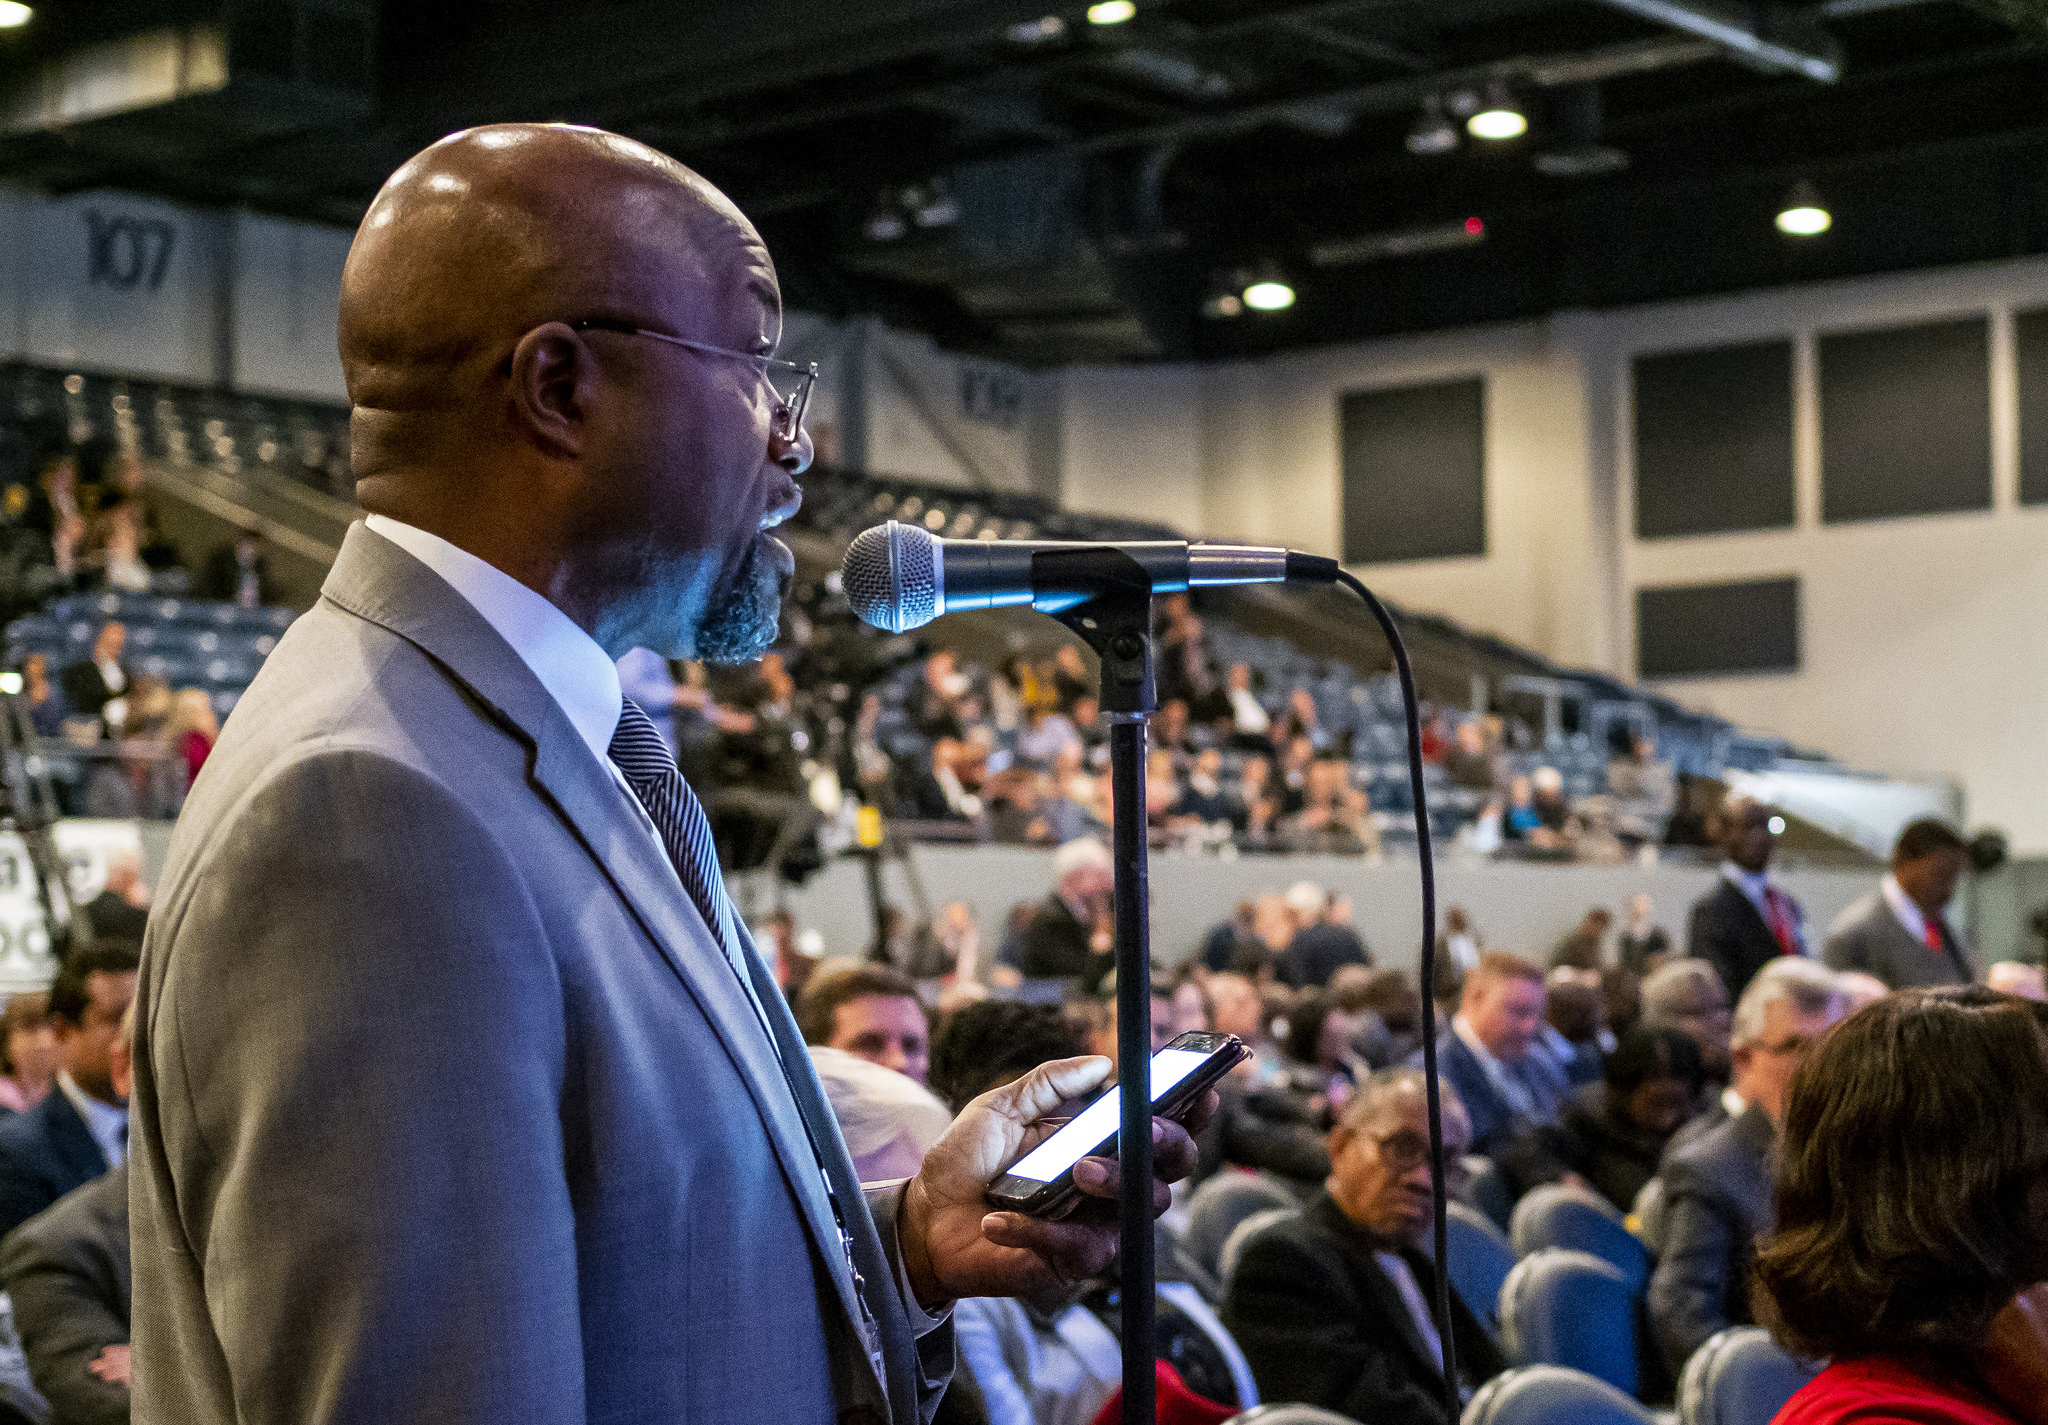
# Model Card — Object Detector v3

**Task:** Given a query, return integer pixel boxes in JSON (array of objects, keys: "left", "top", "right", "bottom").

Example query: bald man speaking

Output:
[{"left": 129, "top": 125, "right": 1204, "bottom": 1425}]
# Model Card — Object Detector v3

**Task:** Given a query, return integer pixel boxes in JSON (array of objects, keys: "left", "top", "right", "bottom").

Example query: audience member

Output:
[
  {"left": 1224, "top": 1069, "right": 1504, "bottom": 1423},
  {"left": 796, "top": 963, "right": 931, "bottom": 1085},
  {"left": 80, "top": 856, "right": 148, "bottom": 943},
  {"left": 1219, "top": 663, "right": 1270, "bottom": 743},
  {"left": 1759, "top": 988, "right": 2048, "bottom": 1425},
  {"left": 1020, "top": 837, "right": 1116, "bottom": 991},
  {"left": 1505, "top": 1025, "right": 1704, "bottom": 1213},
  {"left": 1444, "top": 721, "right": 1496, "bottom": 794},
  {"left": 1199, "top": 902, "right": 1260, "bottom": 974},
  {"left": 1639, "top": 958, "right": 1733, "bottom": 1082},
  {"left": 1434, "top": 906, "right": 1482, "bottom": 1008},
  {"left": 0, "top": 941, "right": 138, "bottom": 1237},
  {"left": 1824, "top": 817, "right": 1975, "bottom": 988},
  {"left": 1331, "top": 967, "right": 1422, "bottom": 1069},
  {"left": 0, "top": 1002, "right": 134, "bottom": 1425},
  {"left": 22, "top": 653, "right": 65, "bottom": 739},
  {"left": 1607, "top": 733, "right": 1677, "bottom": 844},
  {"left": 1529, "top": 767, "right": 1570, "bottom": 839},
  {"left": 1686, "top": 793, "right": 1806, "bottom": 999},
  {"left": 198, "top": 526, "right": 276, "bottom": 608},
  {"left": 927, "top": 1000, "right": 1088, "bottom": 1113},
  {"left": 1602, "top": 964, "right": 1644, "bottom": 1039},
  {"left": 0, "top": 993, "right": 55, "bottom": 1115},
  {"left": 1503, "top": 775, "right": 1541, "bottom": 842},
  {"left": 1540, "top": 967, "right": 1608, "bottom": 1086},
  {"left": 1617, "top": 893, "right": 1671, "bottom": 975},
  {"left": 807, "top": 1044, "right": 953, "bottom": 1183},
  {"left": 1648, "top": 957, "right": 1846, "bottom": 1374},
  {"left": 164, "top": 689, "right": 218, "bottom": 791},
  {"left": 1423, "top": 952, "right": 1567, "bottom": 1156},
  {"left": 59, "top": 624, "right": 128, "bottom": 735},
  {"left": 1279, "top": 883, "right": 1370, "bottom": 989},
  {"left": 1833, "top": 969, "right": 1891, "bottom": 1010},
  {"left": 1551, "top": 908, "right": 1612, "bottom": 971}
]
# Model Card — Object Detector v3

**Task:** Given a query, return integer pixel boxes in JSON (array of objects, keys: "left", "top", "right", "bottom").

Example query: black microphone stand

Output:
[{"left": 1045, "top": 549, "right": 1157, "bottom": 1425}]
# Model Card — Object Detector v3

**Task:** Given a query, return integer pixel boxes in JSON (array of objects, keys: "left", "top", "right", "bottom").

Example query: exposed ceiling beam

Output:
[{"left": 1595, "top": 0, "right": 1843, "bottom": 81}]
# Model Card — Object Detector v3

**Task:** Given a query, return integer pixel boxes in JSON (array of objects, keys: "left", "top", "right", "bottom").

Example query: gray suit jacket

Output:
[
  {"left": 131, "top": 524, "right": 951, "bottom": 1425},
  {"left": 1645, "top": 1102, "right": 1774, "bottom": 1375},
  {"left": 1823, "top": 891, "right": 1973, "bottom": 989},
  {"left": 1, "top": 1165, "right": 129, "bottom": 1425}
]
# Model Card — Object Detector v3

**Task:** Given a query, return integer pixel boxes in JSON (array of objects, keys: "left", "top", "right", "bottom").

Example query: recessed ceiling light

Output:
[
  {"left": 1776, "top": 181, "right": 1831, "bottom": 236},
  {"left": 1242, "top": 279, "right": 1296, "bottom": 312},
  {"left": 1467, "top": 79, "right": 1526, "bottom": 141},
  {"left": 1087, "top": 0, "right": 1137, "bottom": 23},
  {"left": 0, "top": 3, "right": 31, "bottom": 27},
  {"left": 1007, "top": 15, "right": 1066, "bottom": 43}
]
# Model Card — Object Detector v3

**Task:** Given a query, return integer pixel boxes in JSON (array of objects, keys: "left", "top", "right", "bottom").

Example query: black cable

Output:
[{"left": 1295, "top": 558, "right": 1458, "bottom": 1422}]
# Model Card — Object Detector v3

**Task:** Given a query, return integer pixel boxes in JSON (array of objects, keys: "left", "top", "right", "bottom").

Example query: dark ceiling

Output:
[{"left": 3, "top": 0, "right": 2046, "bottom": 365}]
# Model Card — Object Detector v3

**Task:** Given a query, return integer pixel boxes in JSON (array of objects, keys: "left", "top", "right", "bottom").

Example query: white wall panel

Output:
[{"left": 231, "top": 212, "right": 351, "bottom": 400}]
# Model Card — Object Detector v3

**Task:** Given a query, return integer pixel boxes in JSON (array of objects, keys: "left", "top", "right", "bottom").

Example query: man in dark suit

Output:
[
  {"left": 1225, "top": 1069, "right": 1505, "bottom": 1424},
  {"left": 132, "top": 125, "right": 1208, "bottom": 1425},
  {"left": 1415, "top": 952, "right": 1568, "bottom": 1157},
  {"left": 1685, "top": 793, "right": 1807, "bottom": 1001},
  {"left": 198, "top": 528, "right": 276, "bottom": 609},
  {"left": 0, "top": 942, "right": 137, "bottom": 1238},
  {"left": 1648, "top": 957, "right": 1845, "bottom": 1373},
  {"left": 1020, "top": 837, "right": 1115, "bottom": 989},
  {"left": 1280, "top": 882, "right": 1371, "bottom": 989},
  {"left": 1824, "top": 818, "right": 1974, "bottom": 989},
  {"left": 58, "top": 623, "right": 128, "bottom": 731},
  {"left": 79, "top": 854, "right": 148, "bottom": 944},
  {"left": 1, "top": 1004, "right": 134, "bottom": 1425}
]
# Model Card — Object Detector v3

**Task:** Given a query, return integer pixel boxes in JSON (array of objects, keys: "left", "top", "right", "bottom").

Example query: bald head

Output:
[{"left": 339, "top": 124, "right": 807, "bottom": 663}]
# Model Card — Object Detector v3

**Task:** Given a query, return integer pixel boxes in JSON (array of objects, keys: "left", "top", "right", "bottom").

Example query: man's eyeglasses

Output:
[
  {"left": 1754, "top": 1033, "right": 1814, "bottom": 1058},
  {"left": 1372, "top": 1129, "right": 1469, "bottom": 1184},
  {"left": 570, "top": 319, "right": 819, "bottom": 444}
]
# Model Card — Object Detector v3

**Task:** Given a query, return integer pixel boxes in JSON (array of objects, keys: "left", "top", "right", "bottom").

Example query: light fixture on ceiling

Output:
[
  {"left": 1201, "top": 274, "right": 1245, "bottom": 320},
  {"left": 1533, "top": 83, "right": 1628, "bottom": 178},
  {"left": 0, "top": 3, "right": 30, "bottom": 27},
  {"left": 862, "top": 195, "right": 907, "bottom": 242},
  {"left": 1087, "top": 0, "right": 1137, "bottom": 24},
  {"left": 1241, "top": 268, "right": 1296, "bottom": 312},
  {"left": 1006, "top": 15, "right": 1066, "bottom": 43},
  {"left": 1405, "top": 96, "right": 1459, "bottom": 156},
  {"left": 1775, "top": 181, "right": 1831, "bottom": 236},
  {"left": 1466, "top": 80, "right": 1527, "bottom": 141}
]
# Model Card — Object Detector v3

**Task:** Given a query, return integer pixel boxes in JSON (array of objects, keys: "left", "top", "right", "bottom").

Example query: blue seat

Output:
[
  {"left": 1677, "top": 1327, "right": 1818, "bottom": 1425},
  {"left": 1463, "top": 1366, "right": 1661, "bottom": 1425},
  {"left": 1511, "top": 1184, "right": 1649, "bottom": 1295},
  {"left": 1226, "top": 1407, "right": 1362, "bottom": 1424},
  {"left": 1445, "top": 1200, "right": 1516, "bottom": 1343},
  {"left": 1501, "top": 1249, "right": 1640, "bottom": 1396},
  {"left": 1461, "top": 1156, "right": 1514, "bottom": 1232},
  {"left": 1184, "top": 1173, "right": 1299, "bottom": 1282}
]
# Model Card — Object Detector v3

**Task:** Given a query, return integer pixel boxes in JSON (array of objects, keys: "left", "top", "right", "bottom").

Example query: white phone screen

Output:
[{"left": 1004, "top": 1047, "right": 1212, "bottom": 1184}]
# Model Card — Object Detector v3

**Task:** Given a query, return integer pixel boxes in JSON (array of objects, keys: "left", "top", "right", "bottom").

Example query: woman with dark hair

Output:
[
  {"left": 1759, "top": 987, "right": 2048, "bottom": 1424},
  {"left": 1500, "top": 1024, "right": 1703, "bottom": 1210}
]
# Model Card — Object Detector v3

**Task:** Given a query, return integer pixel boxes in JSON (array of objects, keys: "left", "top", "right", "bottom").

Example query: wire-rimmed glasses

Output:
[{"left": 570, "top": 318, "right": 818, "bottom": 443}]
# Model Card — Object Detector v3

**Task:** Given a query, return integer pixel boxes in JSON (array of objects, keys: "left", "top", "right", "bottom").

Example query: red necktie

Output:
[
  {"left": 1764, "top": 887, "right": 1798, "bottom": 956},
  {"left": 1924, "top": 919, "right": 1945, "bottom": 955}
]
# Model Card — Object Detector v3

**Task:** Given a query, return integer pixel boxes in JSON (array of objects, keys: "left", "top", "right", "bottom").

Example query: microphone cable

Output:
[{"left": 1287, "top": 552, "right": 1458, "bottom": 1422}]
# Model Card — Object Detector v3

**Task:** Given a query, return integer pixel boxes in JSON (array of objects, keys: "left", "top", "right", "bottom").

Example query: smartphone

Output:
[{"left": 985, "top": 1030, "right": 1247, "bottom": 1218}]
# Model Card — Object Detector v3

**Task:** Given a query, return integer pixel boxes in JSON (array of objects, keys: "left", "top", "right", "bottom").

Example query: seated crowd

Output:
[{"left": 0, "top": 801, "right": 2042, "bottom": 1424}]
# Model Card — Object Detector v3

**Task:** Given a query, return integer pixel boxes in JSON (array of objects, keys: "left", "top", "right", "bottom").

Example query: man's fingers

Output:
[
  {"left": 1069, "top": 1157, "right": 1174, "bottom": 1217},
  {"left": 984, "top": 1055, "right": 1113, "bottom": 1126},
  {"left": 1153, "top": 1117, "right": 1200, "bottom": 1182},
  {"left": 1177, "top": 1088, "right": 1220, "bottom": 1140},
  {"left": 983, "top": 1212, "right": 1120, "bottom": 1280}
]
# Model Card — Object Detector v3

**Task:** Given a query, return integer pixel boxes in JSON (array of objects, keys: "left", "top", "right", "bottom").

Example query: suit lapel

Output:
[
  {"left": 1306, "top": 1195, "right": 1446, "bottom": 1390},
  {"left": 317, "top": 524, "right": 858, "bottom": 1318}
]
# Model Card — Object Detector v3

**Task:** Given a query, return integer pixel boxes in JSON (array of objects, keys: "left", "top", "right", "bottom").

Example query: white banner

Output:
[{"left": 0, "top": 819, "right": 145, "bottom": 993}]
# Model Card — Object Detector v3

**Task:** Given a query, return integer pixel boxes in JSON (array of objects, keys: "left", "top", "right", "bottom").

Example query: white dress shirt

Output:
[
  {"left": 1721, "top": 861, "right": 1804, "bottom": 952},
  {"left": 1880, "top": 873, "right": 1946, "bottom": 945},
  {"left": 56, "top": 1070, "right": 126, "bottom": 1170}
]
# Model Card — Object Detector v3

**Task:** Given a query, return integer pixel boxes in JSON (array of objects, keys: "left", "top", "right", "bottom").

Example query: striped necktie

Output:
[{"left": 607, "top": 697, "right": 887, "bottom": 1381}]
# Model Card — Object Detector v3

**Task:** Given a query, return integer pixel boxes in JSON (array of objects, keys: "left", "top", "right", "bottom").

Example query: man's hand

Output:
[
  {"left": 87, "top": 1344, "right": 131, "bottom": 1388},
  {"left": 897, "top": 1055, "right": 1214, "bottom": 1309}
]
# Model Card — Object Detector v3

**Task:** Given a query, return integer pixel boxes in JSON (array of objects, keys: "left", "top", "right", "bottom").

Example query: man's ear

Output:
[{"left": 507, "top": 322, "right": 598, "bottom": 457}]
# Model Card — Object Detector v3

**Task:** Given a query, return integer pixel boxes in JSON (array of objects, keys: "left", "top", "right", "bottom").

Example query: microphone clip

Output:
[{"left": 1045, "top": 550, "right": 1157, "bottom": 718}]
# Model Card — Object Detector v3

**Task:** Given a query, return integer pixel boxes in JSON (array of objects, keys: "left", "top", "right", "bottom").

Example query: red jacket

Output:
[{"left": 1774, "top": 1357, "right": 2023, "bottom": 1425}]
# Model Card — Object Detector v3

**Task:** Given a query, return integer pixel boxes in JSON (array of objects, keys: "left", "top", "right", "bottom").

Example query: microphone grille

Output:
[{"left": 840, "top": 521, "right": 940, "bottom": 633}]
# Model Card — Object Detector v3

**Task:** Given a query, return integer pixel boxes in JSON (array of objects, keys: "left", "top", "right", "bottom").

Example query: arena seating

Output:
[
  {"left": 6, "top": 590, "right": 296, "bottom": 722},
  {"left": 1463, "top": 1366, "right": 1666, "bottom": 1425},
  {"left": 1675, "top": 1328, "right": 1817, "bottom": 1425}
]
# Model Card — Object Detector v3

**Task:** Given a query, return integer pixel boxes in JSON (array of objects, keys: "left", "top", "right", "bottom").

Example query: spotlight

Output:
[
  {"left": 1405, "top": 97, "right": 1459, "bottom": 156},
  {"left": 0, "top": 3, "right": 29, "bottom": 28},
  {"left": 1775, "top": 182, "right": 1831, "bottom": 237},
  {"left": 1466, "top": 81, "right": 1527, "bottom": 141},
  {"left": 1087, "top": 0, "right": 1136, "bottom": 23},
  {"left": 1242, "top": 274, "right": 1296, "bottom": 311}
]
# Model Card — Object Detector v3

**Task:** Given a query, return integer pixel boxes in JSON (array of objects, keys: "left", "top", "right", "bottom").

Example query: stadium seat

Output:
[
  {"left": 1500, "top": 1249, "right": 1641, "bottom": 1396},
  {"left": 1445, "top": 1200, "right": 1516, "bottom": 1342},
  {"left": 1511, "top": 1184, "right": 1649, "bottom": 1294},
  {"left": 1184, "top": 1174, "right": 1299, "bottom": 1281},
  {"left": 1462, "top": 1366, "right": 1665, "bottom": 1425},
  {"left": 1632, "top": 1178, "right": 1668, "bottom": 1257},
  {"left": 1224, "top": 1407, "right": 1361, "bottom": 1424},
  {"left": 1216, "top": 1207, "right": 1297, "bottom": 1290},
  {"left": 1460, "top": 1156, "right": 1514, "bottom": 1231},
  {"left": 1676, "top": 1327, "right": 1818, "bottom": 1425}
]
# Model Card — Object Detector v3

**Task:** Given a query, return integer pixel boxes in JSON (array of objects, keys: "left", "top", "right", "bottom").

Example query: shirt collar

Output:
[
  {"left": 1880, "top": 873, "right": 1935, "bottom": 940},
  {"left": 364, "top": 515, "right": 622, "bottom": 767},
  {"left": 1721, "top": 861, "right": 1772, "bottom": 901},
  {"left": 56, "top": 1070, "right": 126, "bottom": 1168}
]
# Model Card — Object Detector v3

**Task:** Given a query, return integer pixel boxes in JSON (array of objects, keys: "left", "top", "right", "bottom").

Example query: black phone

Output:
[{"left": 984, "top": 1030, "right": 1248, "bottom": 1218}]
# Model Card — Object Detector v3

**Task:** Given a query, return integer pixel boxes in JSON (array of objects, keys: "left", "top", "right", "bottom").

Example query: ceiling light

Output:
[
  {"left": 1087, "top": 0, "right": 1136, "bottom": 23},
  {"left": 1466, "top": 81, "right": 1527, "bottom": 141},
  {"left": 1007, "top": 15, "right": 1066, "bottom": 43},
  {"left": 1202, "top": 292, "right": 1243, "bottom": 319},
  {"left": 1242, "top": 277, "right": 1296, "bottom": 312},
  {"left": 1405, "top": 97, "right": 1459, "bottom": 156},
  {"left": 1775, "top": 182, "right": 1831, "bottom": 237},
  {"left": 0, "top": 3, "right": 29, "bottom": 28}
]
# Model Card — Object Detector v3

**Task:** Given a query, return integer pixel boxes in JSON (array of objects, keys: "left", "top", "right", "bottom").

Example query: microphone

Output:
[{"left": 840, "top": 520, "right": 1336, "bottom": 633}]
